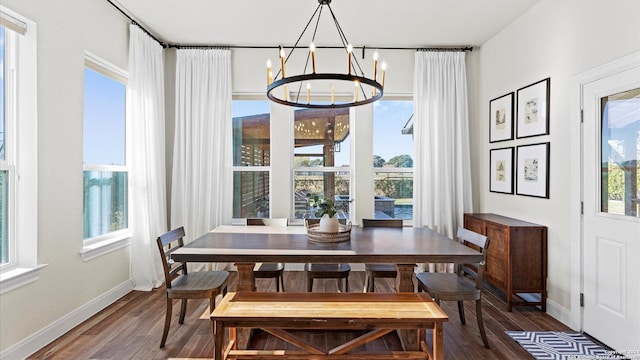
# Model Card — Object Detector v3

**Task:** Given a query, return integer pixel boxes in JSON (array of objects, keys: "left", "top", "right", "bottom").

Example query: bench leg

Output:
[{"left": 432, "top": 322, "right": 444, "bottom": 360}]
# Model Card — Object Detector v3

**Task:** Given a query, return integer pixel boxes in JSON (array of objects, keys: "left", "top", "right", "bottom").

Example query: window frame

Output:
[
  {"left": 0, "top": 6, "right": 44, "bottom": 294},
  {"left": 81, "top": 51, "right": 131, "bottom": 255},
  {"left": 372, "top": 98, "right": 414, "bottom": 225},
  {"left": 0, "top": 24, "right": 17, "bottom": 271},
  {"left": 231, "top": 97, "right": 272, "bottom": 223}
]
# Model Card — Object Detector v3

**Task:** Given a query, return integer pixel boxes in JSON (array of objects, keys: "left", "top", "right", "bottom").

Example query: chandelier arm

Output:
[
  {"left": 294, "top": 51, "right": 313, "bottom": 103},
  {"left": 286, "top": 3, "right": 323, "bottom": 67},
  {"left": 326, "top": 3, "right": 366, "bottom": 78},
  {"left": 325, "top": 4, "right": 349, "bottom": 52},
  {"left": 294, "top": 5, "right": 325, "bottom": 104}
]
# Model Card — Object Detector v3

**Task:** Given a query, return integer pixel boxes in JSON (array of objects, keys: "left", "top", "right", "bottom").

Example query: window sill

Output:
[
  {"left": 80, "top": 234, "right": 131, "bottom": 262},
  {"left": 0, "top": 264, "right": 48, "bottom": 295}
]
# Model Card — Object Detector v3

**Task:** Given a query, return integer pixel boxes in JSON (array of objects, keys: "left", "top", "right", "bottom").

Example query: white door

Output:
[{"left": 582, "top": 58, "right": 640, "bottom": 351}]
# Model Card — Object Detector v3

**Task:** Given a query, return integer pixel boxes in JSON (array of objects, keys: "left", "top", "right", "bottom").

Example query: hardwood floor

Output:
[{"left": 29, "top": 271, "right": 570, "bottom": 359}]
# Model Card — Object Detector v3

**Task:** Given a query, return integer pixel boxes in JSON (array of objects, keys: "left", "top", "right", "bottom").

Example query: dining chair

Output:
[
  {"left": 416, "top": 227, "right": 491, "bottom": 348},
  {"left": 246, "top": 218, "right": 287, "bottom": 292},
  {"left": 361, "top": 218, "right": 403, "bottom": 292},
  {"left": 304, "top": 218, "right": 351, "bottom": 292},
  {"left": 156, "top": 227, "right": 229, "bottom": 348}
]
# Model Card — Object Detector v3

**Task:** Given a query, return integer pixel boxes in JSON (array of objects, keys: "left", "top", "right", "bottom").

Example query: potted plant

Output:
[{"left": 307, "top": 194, "right": 349, "bottom": 232}]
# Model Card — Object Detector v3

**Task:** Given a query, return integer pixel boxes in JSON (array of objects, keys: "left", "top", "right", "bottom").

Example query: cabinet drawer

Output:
[{"left": 464, "top": 216, "right": 485, "bottom": 235}]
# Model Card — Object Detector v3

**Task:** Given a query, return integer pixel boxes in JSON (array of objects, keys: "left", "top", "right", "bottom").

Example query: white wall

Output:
[
  {"left": 476, "top": 0, "right": 640, "bottom": 320},
  {"left": 0, "top": 0, "right": 131, "bottom": 356}
]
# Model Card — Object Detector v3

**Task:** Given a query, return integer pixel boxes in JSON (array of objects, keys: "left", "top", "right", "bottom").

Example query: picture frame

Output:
[
  {"left": 489, "top": 92, "right": 514, "bottom": 142},
  {"left": 516, "top": 78, "right": 550, "bottom": 138},
  {"left": 516, "top": 142, "right": 550, "bottom": 198},
  {"left": 489, "top": 147, "right": 514, "bottom": 194}
]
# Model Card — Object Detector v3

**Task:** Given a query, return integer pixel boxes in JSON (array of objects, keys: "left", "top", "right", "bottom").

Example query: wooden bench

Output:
[{"left": 211, "top": 292, "right": 448, "bottom": 360}]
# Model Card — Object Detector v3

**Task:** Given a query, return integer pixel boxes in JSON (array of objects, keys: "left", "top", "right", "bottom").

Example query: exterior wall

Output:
[
  {"left": 0, "top": 0, "right": 131, "bottom": 355},
  {"left": 476, "top": 0, "right": 640, "bottom": 320}
]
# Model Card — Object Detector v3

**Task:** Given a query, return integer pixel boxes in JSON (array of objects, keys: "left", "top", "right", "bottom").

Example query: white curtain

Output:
[
  {"left": 127, "top": 25, "right": 167, "bottom": 290},
  {"left": 171, "top": 49, "right": 232, "bottom": 270},
  {"left": 413, "top": 51, "right": 473, "bottom": 273}
]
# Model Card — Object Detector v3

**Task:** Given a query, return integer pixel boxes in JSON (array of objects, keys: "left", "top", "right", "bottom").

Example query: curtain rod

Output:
[
  {"left": 167, "top": 44, "right": 473, "bottom": 52},
  {"left": 106, "top": 1, "right": 474, "bottom": 53},
  {"left": 106, "top": 0, "right": 166, "bottom": 46}
]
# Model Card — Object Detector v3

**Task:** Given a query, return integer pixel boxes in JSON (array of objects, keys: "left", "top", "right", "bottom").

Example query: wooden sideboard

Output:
[{"left": 463, "top": 213, "right": 547, "bottom": 312}]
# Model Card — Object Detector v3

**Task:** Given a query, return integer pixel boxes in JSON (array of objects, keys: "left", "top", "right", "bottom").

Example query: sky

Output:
[{"left": 83, "top": 68, "right": 126, "bottom": 166}]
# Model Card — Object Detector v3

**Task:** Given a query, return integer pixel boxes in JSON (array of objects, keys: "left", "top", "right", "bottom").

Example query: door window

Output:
[{"left": 600, "top": 88, "right": 640, "bottom": 217}]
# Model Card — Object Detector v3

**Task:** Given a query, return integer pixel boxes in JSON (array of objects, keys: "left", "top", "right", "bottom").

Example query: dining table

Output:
[{"left": 171, "top": 224, "right": 484, "bottom": 352}]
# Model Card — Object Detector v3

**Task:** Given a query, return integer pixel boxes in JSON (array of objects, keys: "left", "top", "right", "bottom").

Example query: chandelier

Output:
[{"left": 266, "top": 0, "right": 385, "bottom": 109}]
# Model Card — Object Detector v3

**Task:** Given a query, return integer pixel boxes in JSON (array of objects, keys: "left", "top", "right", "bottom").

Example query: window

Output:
[
  {"left": 83, "top": 54, "right": 128, "bottom": 245},
  {"left": 0, "top": 25, "right": 11, "bottom": 265},
  {"left": 0, "top": 7, "right": 42, "bottom": 293},
  {"left": 600, "top": 88, "right": 640, "bottom": 217},
  {"left": 293, "top": 107, "right": 351, "bottom": 220},
  {"left": 373, "top": 100, "right": 414, "bottom": 220},
  {"left": 232, "top": 99, "right": 271, "bottom": 219}
]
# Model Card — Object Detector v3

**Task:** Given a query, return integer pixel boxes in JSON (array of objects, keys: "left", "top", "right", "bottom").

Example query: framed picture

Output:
[
  {"left": 516, "top": 142, "right": 550, "bottom": 198},
  {"left": 516, "top": 78, "right": 550, "bottom": 138},
  {"left": 489, "top": 147, "right": 514, "bottom": 194},
  {"left": 489, "top": 92, "right": 514, "bottom": 142}
]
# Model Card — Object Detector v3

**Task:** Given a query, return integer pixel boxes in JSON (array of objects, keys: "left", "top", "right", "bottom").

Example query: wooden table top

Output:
[{"left": 172, "top": 225, "right": 483, "bottom": 264}]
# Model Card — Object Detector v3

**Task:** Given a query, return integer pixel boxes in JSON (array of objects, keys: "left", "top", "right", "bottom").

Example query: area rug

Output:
[{"left": 506, "top": 331, "right": 616, "bottom": 360}]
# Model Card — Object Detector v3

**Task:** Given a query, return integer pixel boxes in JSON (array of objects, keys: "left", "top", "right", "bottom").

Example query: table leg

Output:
[
  {"left": 396, "top": 264, "right": 418, "bottom": 351},
  {"left": 396, "top": 264, "right": 415, "bottom": 292},
  {"left": 235, "top": 263, "right": 256, "bottom": 292},
  {"left": 234, "top": 263, "right": 256, "bottom": 350}
]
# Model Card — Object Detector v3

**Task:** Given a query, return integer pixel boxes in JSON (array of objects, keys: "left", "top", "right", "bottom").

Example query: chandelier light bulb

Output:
[
  {"left": 310, "top": 42, "right": 316, "bottom": 73},
  {"left": 347, "top": 43, "right": 353, "bottom": 74},
  {"left": 381, "top": 61, "right": 387, "bottom": 87},
  {"left": 279, "top": 47, "right": 286, "bottom": 78}
]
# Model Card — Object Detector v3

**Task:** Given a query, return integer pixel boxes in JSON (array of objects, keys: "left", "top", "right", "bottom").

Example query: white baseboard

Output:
[
  {"left": 0, "top": 279, "right": 135, "bottom": 360},
  {"left": 546, "top": 298, "right": 576, "bottom": 330}
]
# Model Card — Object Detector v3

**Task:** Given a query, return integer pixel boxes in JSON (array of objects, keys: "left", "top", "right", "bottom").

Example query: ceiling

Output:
[{"left": 113, "top": 0, "right": 541, "bottom": 48}]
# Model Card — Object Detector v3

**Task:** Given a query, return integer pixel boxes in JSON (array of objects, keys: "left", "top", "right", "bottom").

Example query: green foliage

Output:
[
  {"left": 387, "top": 154, "right": 413, "bottom": 168},
  {"left": 375, "top": 178, "right": 413, "bottom": 200},
  {"left": 294, "top": 157, "right": 323, "bottom": 167},
  {"left": 307, "top": 194, "right": 350, "bottom": 218},
  {"left": 607, "top": 162, "right": 624, "bottom": 201},
  {"left": 373, "top": 155, "right": 386, "bottom": 167}
]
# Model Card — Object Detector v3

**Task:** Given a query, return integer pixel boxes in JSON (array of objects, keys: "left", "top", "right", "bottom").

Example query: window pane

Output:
[
  {"left": 1, "top": 26, "right": 5, "bottom": 161},
  {"left": 232, "top": 100, "right": 270, "bottom": 166},
  {"left": 0, "top": 171, "right": 7, "bottom": 264},
  {"left": 293, "top": 170, "right": 350, "bottom": 220},
  {"left": 373, "top": 100, "right": 414, "bottom": 220},
  {"left": 374, "top": 171, "right": 413, "bottom": 219},
  {"left": 294, "top": 108, "right": 350, "bottom": 167},
  {"left": 83, "top": 171, "right": 128, "bottom": 239},
  {"left": 83, "top": 68, "right": 126, "bottom": 166},
  {"left": 600, "top": 88, "right": 640, "bottom": 217},
  {"left": 233, "top": 171, "right": 269, "bottom": 218}
]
